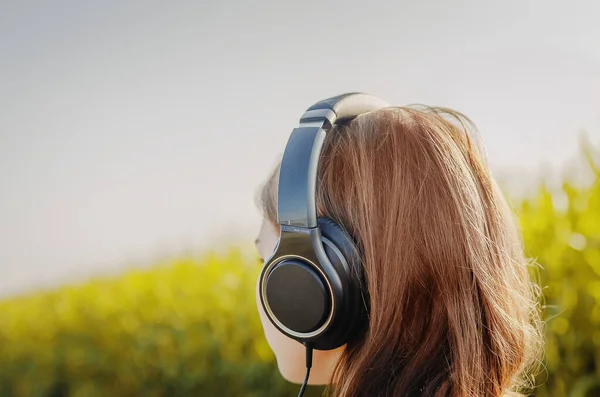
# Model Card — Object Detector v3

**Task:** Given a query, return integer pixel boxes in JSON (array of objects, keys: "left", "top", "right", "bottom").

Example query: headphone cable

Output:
[{"left": 297, "top": 342, "right": 313, "bottom": 397}]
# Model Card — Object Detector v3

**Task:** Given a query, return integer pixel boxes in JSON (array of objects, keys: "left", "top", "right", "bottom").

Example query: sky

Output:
[{"left": 1, "top": 0, "right": 599, "bottom": 297}]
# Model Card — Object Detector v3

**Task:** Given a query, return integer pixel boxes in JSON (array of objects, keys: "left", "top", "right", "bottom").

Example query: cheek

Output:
[{"left": 255, "top": 275, "right": 306, "bottom": 382}]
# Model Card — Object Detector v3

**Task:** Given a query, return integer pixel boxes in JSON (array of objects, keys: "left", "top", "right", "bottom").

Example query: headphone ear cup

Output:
[
  {"left": 318, "top": 217, "right": 361, "bottom": 275},
  {"left": 316, "top": 217, "right": 366, "bottom": 349}
]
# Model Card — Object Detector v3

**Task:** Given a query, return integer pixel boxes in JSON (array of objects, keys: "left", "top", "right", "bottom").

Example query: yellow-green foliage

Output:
[
  {"left": 518, "top": 142, "right": 600, "bottom": 397},
  {"left": 0, "top": 143, "right": 598, "bottom": 397},
  {"left": 0, "top": 251, "right": 322, "bottom": 397}
]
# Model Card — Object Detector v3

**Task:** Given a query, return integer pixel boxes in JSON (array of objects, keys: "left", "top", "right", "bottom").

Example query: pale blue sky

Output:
[{"left": 1, "top": 0, "right": 599, "bottom": 297}]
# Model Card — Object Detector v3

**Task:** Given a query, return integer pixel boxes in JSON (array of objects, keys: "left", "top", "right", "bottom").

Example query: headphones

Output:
[{"left": 258, "top": 93, "right": 389, "bottom": 350}]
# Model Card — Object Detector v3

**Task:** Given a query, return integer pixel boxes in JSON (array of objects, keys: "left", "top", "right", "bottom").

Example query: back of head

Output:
[{"left": 260, "top": 106, "right": 543, "bottom": 397}]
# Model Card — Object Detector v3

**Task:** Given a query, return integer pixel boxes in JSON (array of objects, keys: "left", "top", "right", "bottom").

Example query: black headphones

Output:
[{"left": 258, "top": 93, "right": 389, "bottom": 351}]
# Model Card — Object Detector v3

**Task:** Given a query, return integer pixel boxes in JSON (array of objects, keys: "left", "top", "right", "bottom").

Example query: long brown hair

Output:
[{"left": 260, "top": 107, "right": 544, "bottom": 396}]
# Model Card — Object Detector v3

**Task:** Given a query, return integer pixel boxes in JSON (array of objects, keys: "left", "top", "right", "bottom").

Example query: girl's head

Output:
[{"left": 255, "top": 105, "right": 543, "bottom": 396}]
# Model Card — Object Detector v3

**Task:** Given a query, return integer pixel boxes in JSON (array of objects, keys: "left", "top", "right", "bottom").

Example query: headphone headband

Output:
[{"left": 277, "top": 93, "right": 389, "bottom": 228}]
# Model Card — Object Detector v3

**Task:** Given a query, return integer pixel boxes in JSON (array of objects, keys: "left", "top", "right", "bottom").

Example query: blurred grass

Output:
[
  {"left": 0, "top": 253, "right": 323, "bottom": 397},
  {"left": 0, "top": 140, "right": 598, "bottom": 396},
  {"left": 517, "top": 138, "right": 600, "bottom": 397}
]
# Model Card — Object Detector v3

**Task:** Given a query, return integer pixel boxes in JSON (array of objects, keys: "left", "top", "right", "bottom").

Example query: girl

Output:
[{"left": 255, "top": 94, "right": 543, "bottom": 397}]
